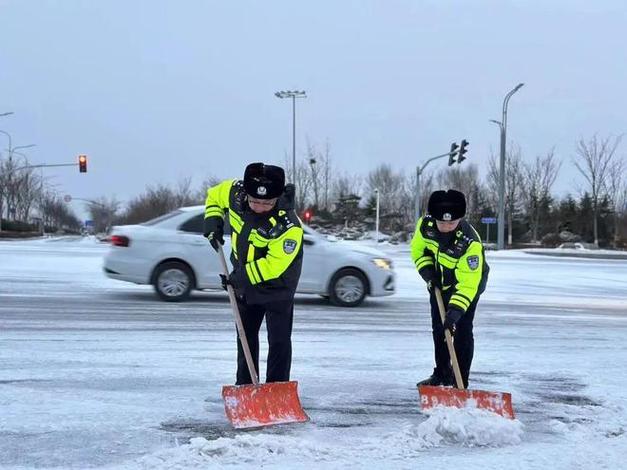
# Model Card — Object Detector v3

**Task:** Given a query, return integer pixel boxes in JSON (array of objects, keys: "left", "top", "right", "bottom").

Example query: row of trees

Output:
[
  {"left": 0, "top": 153, "right": 81, "bottom": 233},
  {"left": 3, "top": 134, "right": 625, "bottom": 247},
  {"left": 84, "top": 177, "right": 220, "bottom": 233},
  {"left": 293, "top": 135, "right": 625, "bottom": 247},
  {"left": 85, "top": 134, "right": 624, "bottom": 247}
]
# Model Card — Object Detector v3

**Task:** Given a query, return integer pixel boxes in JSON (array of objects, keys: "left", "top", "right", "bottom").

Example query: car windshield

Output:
[{"left": 141, "top": 210, "right": 183, "bottom": 226}]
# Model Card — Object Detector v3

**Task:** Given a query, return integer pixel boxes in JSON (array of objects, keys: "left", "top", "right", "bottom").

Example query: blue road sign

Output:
[
  {"left": 84, "top": 220, "right": 94, "bottom": 227},
  {"left": 481, "top": 217, "right": 497, "bottom": 224}
]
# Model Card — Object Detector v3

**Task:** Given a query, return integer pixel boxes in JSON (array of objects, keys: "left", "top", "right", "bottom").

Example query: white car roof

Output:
[{"left": 180, "top": 205, "right": 204, "bottom": 212}]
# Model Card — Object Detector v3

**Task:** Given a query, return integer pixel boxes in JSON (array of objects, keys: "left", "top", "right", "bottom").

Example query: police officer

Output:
[
  {"left": 203, "top": 163, "right": 303, "bottom": 385},
  {"left": 411, "top": 189, "right": 489, "bottom": 388}
]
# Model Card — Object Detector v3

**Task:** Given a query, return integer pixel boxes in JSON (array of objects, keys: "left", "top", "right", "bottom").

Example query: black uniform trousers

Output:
[
  {"left": 235, "top": 298, "right": 294, "bottom": 385},
  {"left": 429, "top": 289, "right": 479, "bottom": 388}
]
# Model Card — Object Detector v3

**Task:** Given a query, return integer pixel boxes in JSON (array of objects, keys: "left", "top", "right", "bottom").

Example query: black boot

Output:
[{"left": 416, "top": 368, "right": 454, "bottom": 387}]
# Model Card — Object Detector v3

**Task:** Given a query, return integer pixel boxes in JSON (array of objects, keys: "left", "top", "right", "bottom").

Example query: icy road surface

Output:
[{"left": 1, "top": 237, "right": 626, "bottom": 469}]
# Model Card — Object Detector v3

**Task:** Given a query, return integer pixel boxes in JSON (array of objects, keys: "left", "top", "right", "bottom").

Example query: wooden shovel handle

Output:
[
  {"left": 217, "top": 244, "right": 259, "bottom": 386},
  {"left": 434, "top": 287, "right": 465, "bottom": 390}
]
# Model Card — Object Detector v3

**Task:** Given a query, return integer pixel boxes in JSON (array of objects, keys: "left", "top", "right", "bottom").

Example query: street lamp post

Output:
[
  {"left": 275, "top": 90, "right": 307, "bottom": 182},
  {"left": 491, "top": 83, "right": 524, "bottom": 250}
]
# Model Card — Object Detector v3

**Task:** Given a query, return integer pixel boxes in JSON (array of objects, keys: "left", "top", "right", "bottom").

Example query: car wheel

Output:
[
  {"left": 153, "top": 261, "right": 194, "bottom": 302},
  {"left": 329, "top": 268, "right": 368, "bottom": 307}
]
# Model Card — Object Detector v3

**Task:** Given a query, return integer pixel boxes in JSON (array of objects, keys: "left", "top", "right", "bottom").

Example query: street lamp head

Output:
[
  {"left": 275, "top": 90, "right": 307, "bottom": 99},
  {"left": 0, "top": 112, "right": 14, "bottom": 117},
  {"left": 514, "top": 83, "right": 524, "bottom": 92},
  {"left": 13, "top": 144, "right": 36, "bottom": 152},
  {"left": 489, "top": 119, "right": 502, "bottom": 126}
]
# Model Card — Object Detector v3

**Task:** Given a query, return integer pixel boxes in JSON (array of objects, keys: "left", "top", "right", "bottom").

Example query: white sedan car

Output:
[{"left": 103, "top": 206, "right": 395, "bottom": 307}]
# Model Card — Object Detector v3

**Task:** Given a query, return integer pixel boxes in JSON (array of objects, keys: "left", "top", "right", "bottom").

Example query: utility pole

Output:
[{"left": 491, "top": 83, "right": 524, "bottom": 250}]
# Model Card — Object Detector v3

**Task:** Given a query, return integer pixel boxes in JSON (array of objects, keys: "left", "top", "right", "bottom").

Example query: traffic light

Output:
[
  {"left": 303, "top": 210, "right": 312, "bottom": 223},
  {"left": 458, "top": 139, "right": 469, "bottom": 164},
  {"left": 448, "top": 142, "right": 459, "bottom": 166},
  {"left": 78, "top": 155, "right": 87, "bottom": 173}
]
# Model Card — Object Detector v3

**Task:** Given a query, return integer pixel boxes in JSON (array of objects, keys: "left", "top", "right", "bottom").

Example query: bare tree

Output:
[
  {"left": 119, "top": 183, "right": 179, "bottom": 225},
  {"left": 13, "top": 168, "right": 41, "bottom": 222},
  {"left": 521, "top": 149, "right": 561, "bottom": 242},
  {"left": 606, "top": 158, "right": 625, "bottom": 246},
  {"left": 366, "top": 164, "right": 406, "bottom": 216},
  {"left": 414, "top": 170, "right": 435, "bottom": 221},
  {"left": 573, "top": 134, "right": 622, "bottom": 245},
  {"left": 332, "top": 172, "right": 363, "bottom": 204},
  {"left": 196, "top": 175, "right": 222, "bottom": 202},
  {"left": 487, "top": 143, "right": 524, "bottom": 245},
  {"left": 306, "top": 140, "right": 321, "bottom": 208},
  {"left": 40, "top": 190, "right": 81, "bottom": 232},
  {"left": 283, "top": 152, "right": 313, "bottom": 212},
  {"left": 437, "top": 163, "right": 483, "bottom": 222},
  {"left": 321, "top": 140, "right": 332, "bottom": 211},
  {"left": 86, "top": 196, "right": 122, "bottom": 234},
  {"left": 0, "top": 152, "right": 44, "bottom": 229}
]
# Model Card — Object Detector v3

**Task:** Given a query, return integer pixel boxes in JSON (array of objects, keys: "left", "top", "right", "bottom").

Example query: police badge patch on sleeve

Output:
[
  {"left": 467, "top": 255, "right": 480, "bottom": 270},
  {"left": 283, "top": 239, "right": 297, "bottom": 254}
]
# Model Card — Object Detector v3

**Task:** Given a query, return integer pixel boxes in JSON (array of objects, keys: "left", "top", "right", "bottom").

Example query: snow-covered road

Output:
[{"left": 1, "top": 238, "right": 626, "bottom": 469}]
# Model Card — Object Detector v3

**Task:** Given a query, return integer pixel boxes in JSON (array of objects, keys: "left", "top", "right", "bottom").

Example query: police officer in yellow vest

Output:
[
  {"left": 203, "top": 163, "right": 303, "bottom": 385},
  {"left": 411, "top": 189, "right": 489, "bottom": 388}
]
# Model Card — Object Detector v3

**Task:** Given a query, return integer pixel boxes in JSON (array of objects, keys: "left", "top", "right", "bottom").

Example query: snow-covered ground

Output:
[{"left": 1, "top": 237, "right": 626, "bottom": 469}]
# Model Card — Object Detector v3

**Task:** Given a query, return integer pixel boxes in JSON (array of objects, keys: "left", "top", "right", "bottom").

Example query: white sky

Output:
[{"left": 1, "top": 0, "right": 626, "bottom": 219}]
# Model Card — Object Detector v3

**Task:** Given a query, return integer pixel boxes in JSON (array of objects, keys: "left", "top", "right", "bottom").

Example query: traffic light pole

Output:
[
  {"left": 414, "top": 149, "right": 459, "bottom": 221},
  {"left": 6, "top": 162, "right": 80, "bottom": 175}
]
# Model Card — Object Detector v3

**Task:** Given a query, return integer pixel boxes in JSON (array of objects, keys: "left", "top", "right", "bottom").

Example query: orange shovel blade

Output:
[
  {"left": 419, "top": 385, "right": 515, "bottom": 419},
  {"left": 222, "top": 380, "right": 309, "bottom": 429}
]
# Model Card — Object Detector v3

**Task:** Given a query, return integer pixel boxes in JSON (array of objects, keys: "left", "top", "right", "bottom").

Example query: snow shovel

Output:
[
  {"left": 418, "top": 287, "right": 515, "bottom": 419},
  {"left": 216, "top": 244, "right": 309, "bottom": 429}
]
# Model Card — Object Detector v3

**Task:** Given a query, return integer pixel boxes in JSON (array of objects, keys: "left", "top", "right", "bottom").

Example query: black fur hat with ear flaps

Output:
[
  {"left": 427, "top": 189, "right": 466, "bottom": 221},
  {"left": 243, "top": 162, "right": 285, "bottom": 199}
]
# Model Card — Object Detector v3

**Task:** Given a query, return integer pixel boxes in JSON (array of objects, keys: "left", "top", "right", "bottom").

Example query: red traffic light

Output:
[
  {"left": 78, "top": 155, "right": 87, "bottom": 173},
  {"left": 303, "top": 210, "right": 312, "bottom": 223}
]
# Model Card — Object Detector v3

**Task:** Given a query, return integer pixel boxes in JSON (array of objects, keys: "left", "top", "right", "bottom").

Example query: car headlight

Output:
[{"left": 372, "top": 258, "right": 392, "bottom": 270}]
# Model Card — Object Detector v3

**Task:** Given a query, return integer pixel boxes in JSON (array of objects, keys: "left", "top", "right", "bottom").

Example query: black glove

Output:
[
  {"left": 443, "top": 307, "right": 463, "bottom": 333},
  {"left": 203, "top": 216, "right": 224, "bottom": 252},
  {"left": 220, "top": 269, "right": 245, "bottom": 292},
  {"left": 219, "top": 274, "right": 232, "bottom": 291},
  {"left": 419, "top": 266, "right": 441, "bottom": 293}
]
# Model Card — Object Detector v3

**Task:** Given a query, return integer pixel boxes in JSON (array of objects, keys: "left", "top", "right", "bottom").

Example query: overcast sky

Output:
[{"left": 1, "top": 0, "right": 626, "bottom": 218}]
